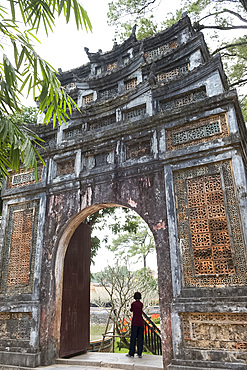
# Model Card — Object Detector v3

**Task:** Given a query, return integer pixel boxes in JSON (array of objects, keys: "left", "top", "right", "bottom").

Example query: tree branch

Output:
[
  {"left": 138, "top": 0, "right": 158, "bottom": 13},
  {"left": 196, "top": 24, "right": 247, "bottom": 31},
  {"left": 229, "top": 78, "right": 247, "bottom": 87},
  {"left": 198, "top": 9, "right": 247, "bottom": 24},
  {"left": 212, "top": 40, "right": 247, "bottom": 55}
]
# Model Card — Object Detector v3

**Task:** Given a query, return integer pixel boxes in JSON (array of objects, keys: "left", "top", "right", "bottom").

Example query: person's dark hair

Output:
[{"left": 134, "top": 292, "right": 141, "bottom": 300}]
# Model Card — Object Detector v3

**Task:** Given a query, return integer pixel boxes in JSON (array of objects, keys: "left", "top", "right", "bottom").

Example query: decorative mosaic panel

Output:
[
  {"left": 98, "top": 85, "right": 118, "bottom": 100},
  {"left": 123, "top": 105, "right": 146, "bottom": 121},
  {"left": 167, "top": 113, "right": 229, "bottom": 150},
  {"left": 83, "top": 93, "right": 94, "bottom": 105},
  {"left": 181, "top": 312, "right": 247, "bottom": 352},
  {"left": 173, "top": 161, "right": 247, "bottom": 287},
  {"left": 87, "top": 114, "right": 116, "bottom": 131},
  {"left": 107, "top": 62, "right": 117, "bottom": 71},
  {"left": 0, "top": 312, "right": 32, "bottom": 342},
  {"left": 145, "top": 41, "right": 178, "bottom": 61},
  {"left": 64, "top": 127, "right": 82, "bottom": 140},
  {"left": 160, "top": 88, "right": 206, "bottom": 112},
  {"left": 1, "top": 201, "right": 39, "bottom": 293},
  {"left": 157, "top": 64, "right": 189, "bottom": 83},
  {"left": 8, "top": 167, "right": 43, "bottom": 189},
  {"left": 124, "top": 78, "right": 138, "bottom": 90},
  {"left": 126, "top": 139, "right": 151, "bottom": 159},
  {"left": 57, "top": 159, "right": 75, "bottom": 176}
]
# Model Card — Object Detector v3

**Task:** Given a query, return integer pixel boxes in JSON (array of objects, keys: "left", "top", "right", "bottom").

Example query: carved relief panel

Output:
[
  {"left": 173, "top": 161, "right": 247, "bottom": 287},
  {"left": 1, "top": 201, "right": 39, "bottom": 293}
]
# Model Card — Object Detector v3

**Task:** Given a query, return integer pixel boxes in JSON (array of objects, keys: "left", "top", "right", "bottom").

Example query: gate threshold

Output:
[{"left": 55, "top": 352, "right": 163, "bottom": 369}]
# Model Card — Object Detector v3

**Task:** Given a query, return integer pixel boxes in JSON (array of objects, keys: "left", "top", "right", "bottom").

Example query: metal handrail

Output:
[{"left": 142, "top": 311, "right": 162, "bottom": 355}]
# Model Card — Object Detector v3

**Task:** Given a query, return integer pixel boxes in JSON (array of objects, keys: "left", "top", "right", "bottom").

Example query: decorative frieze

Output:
[
  {"left": 1, "top": 201, "right": 39, "bottom": 293},
  {"left": 174, "top": 161, "right": 247, "bottom": 287},
  {"left": 167, "top": 113, "right": 229, "bottom": 150},
  {"left": 87, "top": 114, "right": 116, "bottom": 131},
  {"left": 0, "top": 312, "right": 32, "bottom": 342},
  {"left": 181, "top": 312, "right": 247, "bottom": 351},
  {"left": 123, "top": 105, "right": 146, "bottom": 121},
  {"left": 160, "top": 88, "right": 206, "bottom": 111},
  {"left": 8, "top": 168, "right": 43, "bottom": 189},
  {"left": 145, "top": 41, "right": 178, "bottom": 61},
  {"left": 107, "top": 62, "right": 117, "bottom": 71},
  {"left": 98, "top": 85, "right": 118, "bottom": 100}
]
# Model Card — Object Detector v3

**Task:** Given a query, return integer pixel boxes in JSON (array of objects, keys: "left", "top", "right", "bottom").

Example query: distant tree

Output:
[
  {"left": 107, "top": 0, "right": 247, "bottom": 120},
  {"left": 110, "top": 215, "right": 156, "bottom": 269},
  {"left": 95, "top": 263, "right": 158, "bottom": 345}
]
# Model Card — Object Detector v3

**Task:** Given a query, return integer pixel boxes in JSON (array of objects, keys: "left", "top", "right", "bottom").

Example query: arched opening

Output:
[{"left": 54, "top": 203, "right": 158, "bottom": 358}]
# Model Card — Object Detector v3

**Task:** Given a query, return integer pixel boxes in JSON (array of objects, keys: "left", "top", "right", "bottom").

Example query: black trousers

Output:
[{"left": 129, "top": 326, "right": 144, "bottom": 356}]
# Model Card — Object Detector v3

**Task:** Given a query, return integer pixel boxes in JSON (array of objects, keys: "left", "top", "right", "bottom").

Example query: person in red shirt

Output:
[{"left": 126, "top": 292, "right": 144, "bottom": 358}]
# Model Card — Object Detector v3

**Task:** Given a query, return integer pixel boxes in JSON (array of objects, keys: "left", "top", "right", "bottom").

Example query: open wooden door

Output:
[{"left": 60, "top": 223, "right": 91, "bottom": 358}]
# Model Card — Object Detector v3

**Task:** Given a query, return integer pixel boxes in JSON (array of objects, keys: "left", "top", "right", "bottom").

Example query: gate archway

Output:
[
  {"left": 0, "top": 15, "right": 247, "bottom": 370},
  {"left": 55, "top": 203, "right": 159, "bottom": 359}
]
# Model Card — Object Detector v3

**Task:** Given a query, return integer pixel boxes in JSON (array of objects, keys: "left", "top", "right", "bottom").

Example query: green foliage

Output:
[
  {"left": 110, "top": 215, "right": 155, "bottom": 269},
  {"left": 239, "top": 95, "right": 247, "bottom": 122},
  {"left": 0, "top": 0, "right": 91, "bottom": 178},
  {"left": 0, "top": 109, "right": 45, "bottom": 179}
]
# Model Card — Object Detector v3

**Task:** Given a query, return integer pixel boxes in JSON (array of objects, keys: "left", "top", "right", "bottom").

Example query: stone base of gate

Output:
[
  {"left": 169, "top": 359, "right": 247, "bottom": 370},
  {"left": 0, "top": 351, "right": 41, "bottom": 368}
]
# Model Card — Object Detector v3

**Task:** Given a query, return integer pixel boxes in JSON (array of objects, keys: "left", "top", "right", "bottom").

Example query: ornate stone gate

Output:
[{"left": 0, "top": 15, "right": 247, "bottom": 369}]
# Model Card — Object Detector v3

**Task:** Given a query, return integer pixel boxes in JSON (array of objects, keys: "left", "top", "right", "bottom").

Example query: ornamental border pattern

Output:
[
  {"left": 181, "top": 312, "right": 247, "bottom": 352},
  {"left": 166, "top": 113, "right": 229, "bottom": 150}
]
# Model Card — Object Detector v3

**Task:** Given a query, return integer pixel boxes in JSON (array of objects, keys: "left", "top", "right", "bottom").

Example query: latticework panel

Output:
[
  {"left": 83, "top": 93, "right": 93, "bottom": 105},
  {"left": 157, "top": 64, "right": 189, "bottom": 83},
  {"left": 8, "top": 167, "right": 43, "bottom": 189},
  {"left": 124, "top": 78, "right": 138, "bottom": 90},
  {"left": 7, "top": 209, "right": 34, "bottom": 287},
  {"left": 167, "top": 113, "right": 229, "bottom": 150},
  {"left": 181, "top": 312, "right": 247, "bottom": 351},
  {"left": 173, "top": 161, "right": 247, "bottom": 287},
  {"left": 64, "top": 128, "right": 81, "bottom": 140},
  {"left": 1, "top": 201, "right": 39, "bottom": 293}
]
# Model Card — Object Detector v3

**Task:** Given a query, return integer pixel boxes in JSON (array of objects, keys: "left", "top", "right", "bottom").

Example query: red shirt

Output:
[{"left": 130, "top": 300, "right": 144, "bottom": 326}]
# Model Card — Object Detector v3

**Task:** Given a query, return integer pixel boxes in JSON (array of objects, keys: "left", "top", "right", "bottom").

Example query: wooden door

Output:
[{"left": 60, "top": 223, "right": 91, "bottom": 357}]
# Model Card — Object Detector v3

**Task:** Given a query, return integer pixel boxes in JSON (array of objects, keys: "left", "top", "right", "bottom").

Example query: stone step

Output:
[{"left": 55, "top": 352, "right": 163, "bottom": 370}]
